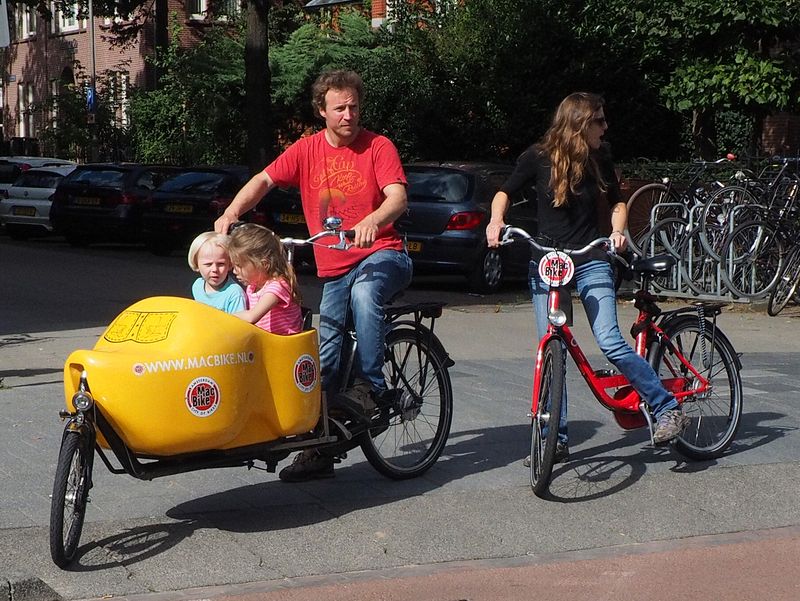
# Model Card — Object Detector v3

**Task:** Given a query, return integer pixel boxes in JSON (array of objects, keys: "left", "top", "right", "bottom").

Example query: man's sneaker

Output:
[
  {"left": 329, "top": 381, "right": 376, "bottom": 424},
  {"left": 652, "top": 408, "right": 690, "bottom": 445},
  {"left": 278, "top": 450, "right": 335, "bottom": 482},
  {"left": 522, "top": 442, "right": 569, "bottom": 467}
]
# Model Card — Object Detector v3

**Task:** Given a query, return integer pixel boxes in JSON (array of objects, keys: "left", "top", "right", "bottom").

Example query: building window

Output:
[
  {"left": 53, "top": 2, "right": 82, "bottom": 33},
  {"left": 189, "top": 0, "right": 240, "bottom": 20},
  {"left": 17, "top": 83, "right": 35, "bottom": 138},
  {"left": 107, "top": 72, "right": 130, "bottom": 127},
  {"left": 50, "top": 80, "right": 59, "bottom": 129},
  {"left": 15, "top": 4, "right": 37, "bottom": 39}
]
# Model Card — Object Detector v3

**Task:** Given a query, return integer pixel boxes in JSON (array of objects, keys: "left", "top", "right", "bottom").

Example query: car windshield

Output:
[
  {"left": 0, "top": 162, "right": 22, "bottom": 184},
  {"left": 158, "top": 171, "right": 227, "bottom": 193},
  {"left": 406, "top": 170, "right": 471, "bottom": 203},
  {"left": 65, "top": 168, "right": 127, "bottom": 189},
  {"left": 14, "top": 171, "right": 64, "bottom": 188}
]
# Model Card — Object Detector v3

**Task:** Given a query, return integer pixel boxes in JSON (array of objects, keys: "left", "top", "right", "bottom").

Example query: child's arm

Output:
[{"left": 235, "top": 292, "right": 280, "bottom": 324}]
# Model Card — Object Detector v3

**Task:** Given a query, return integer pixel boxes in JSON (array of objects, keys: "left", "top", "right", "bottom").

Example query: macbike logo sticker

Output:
[
  {"left": 294, "top": 354, "right": 318, "bottom": 393},
  {"left": 185, "top": 377, "right": 221, "bottom": 417},
  {"left": 538, "top": 251, "right": 575, "bottom": 287}
]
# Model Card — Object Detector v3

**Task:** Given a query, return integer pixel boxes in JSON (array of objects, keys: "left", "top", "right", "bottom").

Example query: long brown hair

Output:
[
  {"left": 227, "top": 224, "right": 302, "bottom": 304},
  {"left": 536, "top": 92, "right": 606, "bottom": 207}
]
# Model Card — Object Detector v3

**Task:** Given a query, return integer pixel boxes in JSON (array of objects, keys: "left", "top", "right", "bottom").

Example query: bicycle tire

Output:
[
  {"left": 625, "top": 183, "right": 674, "bottom": 257},
  {"left": 679, "top": 228, "right": 725, "bottom": 296},
  {"left": 699, "top": 185, "right": 760, "bottom": 261},
  {"left": 360, "top": 326, "right": 453, "bottom": 479},
  {"left": 720, "top": 220, "right": 784, "bottom": 299},
  {"left": 530, "top": 338, "right": 564, "bottom": 498},
  {"left": 648, "top": 315, "right": 742, "bottom": 460},
  {"left": 767, "top": 246, "right": 800, "bottom": 316},
  {"left": 50, "top": 430, "right": 93, "bottom": 567}
]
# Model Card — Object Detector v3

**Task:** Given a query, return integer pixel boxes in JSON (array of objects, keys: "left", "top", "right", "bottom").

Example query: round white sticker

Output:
[
  {"left": 294, "top": 354, "right": 318, "bottom": 393},
  {"left": 538, "top": 251, "right": 575, "bottom": 287},
  {"left": 185, "top": 376, "right": 221, "bottom": 417}
]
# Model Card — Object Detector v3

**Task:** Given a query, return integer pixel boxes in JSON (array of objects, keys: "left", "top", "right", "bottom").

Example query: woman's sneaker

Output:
[{"left": 652, "top": 408, "right": 690, "bottom": 444}]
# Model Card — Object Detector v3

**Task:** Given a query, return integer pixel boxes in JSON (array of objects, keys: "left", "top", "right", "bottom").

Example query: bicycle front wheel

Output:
[
  {"left": 360, "top": 326, "right": 453, "bottom": 479},
  {"left": 50, "top": 430, "right": 93, "bottom": 567},
  {"left": 530, "top": 338, "right": 564, "bottom": 497},
  {"left": 720, "top": 220, "right": 784, "bottom": 299},
  {"left": 649, "top": 315, "right": 742, "bottom": 460}
]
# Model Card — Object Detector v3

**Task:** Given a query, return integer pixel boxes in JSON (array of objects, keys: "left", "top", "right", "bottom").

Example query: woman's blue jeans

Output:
[
  {"left": 319, "top": 249, "right": 413, "bottom": 394},
  {"left": 529, "top": 259, "right": 678, "bottom": 443}
]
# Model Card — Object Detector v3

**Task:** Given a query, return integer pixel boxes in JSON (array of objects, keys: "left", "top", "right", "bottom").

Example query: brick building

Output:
[{"left": 0, "top": 0, "right": 222, "bottom": 157}]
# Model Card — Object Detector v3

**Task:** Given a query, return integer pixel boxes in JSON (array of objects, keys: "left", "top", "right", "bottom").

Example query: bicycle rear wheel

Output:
[
  {"left": 767, "top": 246, "right": 800, "bottom": 316},
  {"left": 530, "top": 338, "right": 564, "bottom": 498},
  {"left": 360, "top": 326, "right": 453, "bottom": 479},
  {"left": 700, "top": 185, "right": 759, "bottom": 260},
  {"left": 50, "top": 430, "right": 93, "bottom": 567},
  {"left": 649, "top": 315, "right": 742, "bottom": 460}
]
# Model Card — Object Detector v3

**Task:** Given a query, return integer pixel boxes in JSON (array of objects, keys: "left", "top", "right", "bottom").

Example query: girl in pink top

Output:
[{"left": 227, "top": 223, "right": 304, "bottom": 335}]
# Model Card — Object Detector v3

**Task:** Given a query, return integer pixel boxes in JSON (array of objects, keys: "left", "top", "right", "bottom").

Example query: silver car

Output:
[{"left": 0, "top": 165, "right": 77, "bottom": 239}]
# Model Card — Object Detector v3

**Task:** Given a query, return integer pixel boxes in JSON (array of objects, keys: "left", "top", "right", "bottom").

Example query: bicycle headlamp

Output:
[
  {"left": 548, "top": 309, "right": 568, "bottom": 327},
  {"left": 72, "top": 390, "right": 94, "bottom": 412}
]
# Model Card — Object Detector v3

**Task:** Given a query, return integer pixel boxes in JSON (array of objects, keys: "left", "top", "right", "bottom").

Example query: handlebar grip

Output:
[{"left": 342, "top": 229, "right": 356, "bottom": 239}]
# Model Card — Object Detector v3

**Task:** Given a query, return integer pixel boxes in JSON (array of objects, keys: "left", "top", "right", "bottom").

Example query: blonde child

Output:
[
  {"left": 227, "top": 223, "right": 304, "bottom": 335},
  {"left": 188, "top": 232, "right": 246, "bottom": 313}
]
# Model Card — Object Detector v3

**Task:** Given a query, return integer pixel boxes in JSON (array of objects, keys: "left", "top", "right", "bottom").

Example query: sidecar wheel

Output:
[
  {"left": 50, "top": 431, "right": 92, "bottom": 568},
  {"left": 361, "top": 327, "right": 453, "bottom": 479}
]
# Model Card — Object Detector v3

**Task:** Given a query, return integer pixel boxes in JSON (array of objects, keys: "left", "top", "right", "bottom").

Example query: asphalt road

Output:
[{"left": 1, "top": 235, "right": 799, "bottom": 600}]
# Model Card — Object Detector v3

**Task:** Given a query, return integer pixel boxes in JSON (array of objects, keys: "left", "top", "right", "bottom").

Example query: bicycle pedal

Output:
[{"left": 594, "top": 369, "right": 617, "bottom": 378}]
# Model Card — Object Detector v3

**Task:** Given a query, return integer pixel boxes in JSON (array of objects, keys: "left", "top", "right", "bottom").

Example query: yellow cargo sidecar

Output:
[{"left": 49, "top": 292, "right": 454, "bottom": 568}]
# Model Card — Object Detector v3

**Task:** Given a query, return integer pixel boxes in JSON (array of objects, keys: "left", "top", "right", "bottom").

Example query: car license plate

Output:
[
  {"left": 12, "top": 206, "right": 36, "bottom": 217},
  {"left": 279, "top": 212, "right": 305, "bottom": 224},
  {"left": 74, "top": 197, "right": 101, "bottom": 206},
  {"left": 407, "top": 241, "right": 423, "bottom": 252},
  {"left": 165, "top": 204, "right": 193, "bottom": 214}
]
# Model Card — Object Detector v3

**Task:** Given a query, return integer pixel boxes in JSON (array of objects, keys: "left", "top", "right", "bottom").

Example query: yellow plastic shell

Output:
[{"left": 63, "top": 297, "right": 321, "bottom": 455}]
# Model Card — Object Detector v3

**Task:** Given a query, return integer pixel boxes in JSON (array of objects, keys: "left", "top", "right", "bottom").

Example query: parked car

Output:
[
  {"left": 0, "top": 156, "right": 76, "bottom": 169},
  {"left": 0, "top": 165, "right": 77, "bottom": 239},
  {"left": 398, "top": 162, "right": 537, "bottom": 293},
  {"left": 50, "top": 163, "right": 180, "bottom": 246},
  {"left": 141, "top": 166, "right": 250, "bottom": 255}
]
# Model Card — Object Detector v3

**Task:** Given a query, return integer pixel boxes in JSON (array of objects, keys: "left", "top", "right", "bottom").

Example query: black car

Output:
[
  {"left": 398, "top": 162, "right": 537, "bottom": 293},
  {"left": 141, "top": 166, "right": 250, "bottom": 255},
  {"left": 50, "top": 163, "right": 180, "bottom": 246}
]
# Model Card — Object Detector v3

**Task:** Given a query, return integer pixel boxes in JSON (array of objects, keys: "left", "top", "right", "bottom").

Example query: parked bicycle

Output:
[{"left": 500, "top": 226, "right": 743, "bottom": 498}]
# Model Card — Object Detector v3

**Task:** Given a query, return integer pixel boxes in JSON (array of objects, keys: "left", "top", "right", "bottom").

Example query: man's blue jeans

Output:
[
  {"left": 529, "top": 259, "right": 678, "bottom": 443},
  {"left": 319, "top": 249, "right": 413, "bottom": 394}
]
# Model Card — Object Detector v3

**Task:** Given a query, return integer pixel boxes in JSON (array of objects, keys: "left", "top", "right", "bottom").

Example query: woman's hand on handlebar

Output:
[
  {"left": 610, "top": 230, "right": 627, "bottom": 253},
  {"left": 486, "top": 220, "right": 506, "bottom": 248}
]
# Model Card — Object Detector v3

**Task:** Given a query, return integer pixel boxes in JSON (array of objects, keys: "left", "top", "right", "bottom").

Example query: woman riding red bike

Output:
[{"left": 486, "top": 92, "right": 688, "bottom": 461}]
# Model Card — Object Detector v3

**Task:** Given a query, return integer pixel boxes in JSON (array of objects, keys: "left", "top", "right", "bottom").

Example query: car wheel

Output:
[{"left": 468, "top": 247, "right": 503, "bottom": 294}]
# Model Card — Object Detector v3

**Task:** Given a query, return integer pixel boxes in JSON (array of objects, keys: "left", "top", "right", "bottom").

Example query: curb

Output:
[{"left": 1, "top": 574, "right": 62, "bottom": 601}]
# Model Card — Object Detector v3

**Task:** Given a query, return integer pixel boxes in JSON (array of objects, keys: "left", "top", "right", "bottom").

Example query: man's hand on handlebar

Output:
[
  {"left": 214, "top": 210, "right": 240, "bottom": 234},
  {"left": 486, "top": 220, "right": 506, "bottom": 248}
]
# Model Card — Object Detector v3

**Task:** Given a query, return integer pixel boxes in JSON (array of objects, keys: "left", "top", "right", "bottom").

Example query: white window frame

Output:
[
  {"left": 17, "top": 82, "right": 35, "bottom": 138},
  {"left": 50, "top": 80, "right": 59, "bottom": 129},
  {"left": 54, "top": 2, "right": 81, "bottom": 33},
  {"left": 16, "top": 4, "right": 37, "bottom": 39}
]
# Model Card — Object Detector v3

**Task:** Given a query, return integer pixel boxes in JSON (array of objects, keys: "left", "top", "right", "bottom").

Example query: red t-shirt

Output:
[{"left": 265, "top": 129, "right": 406, "bottom": 277}]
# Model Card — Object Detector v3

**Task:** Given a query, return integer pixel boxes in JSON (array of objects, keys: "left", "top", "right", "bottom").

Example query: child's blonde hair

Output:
[
  {"left": 227, "top": 224, "right": 301, "bottom": 304},
  {"left": 187, "top": 232, "right": 232, "bottom": 271}
]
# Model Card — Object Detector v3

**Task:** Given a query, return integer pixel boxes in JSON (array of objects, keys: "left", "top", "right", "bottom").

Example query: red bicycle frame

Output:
[{"left": 531, "top": 271, "right": 711, "bottom": 430}]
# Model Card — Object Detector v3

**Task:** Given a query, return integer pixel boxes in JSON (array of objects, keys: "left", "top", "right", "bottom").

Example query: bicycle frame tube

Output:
[{"left": 530, "top": 289, "right": 712, "bottom": 417}]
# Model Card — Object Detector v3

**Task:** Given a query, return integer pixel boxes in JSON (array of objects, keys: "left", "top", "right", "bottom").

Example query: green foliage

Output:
[{"left": 128, "top": 18, "right": 247, "bottom": 164}]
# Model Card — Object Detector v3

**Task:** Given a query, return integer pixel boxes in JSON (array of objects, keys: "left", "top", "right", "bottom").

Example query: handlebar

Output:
[
  {"left": 280, "top": 228, "right": 355, "bottom": 251},
  {"left": 500, "top": 226, "right": 630, "bottom": 268}
]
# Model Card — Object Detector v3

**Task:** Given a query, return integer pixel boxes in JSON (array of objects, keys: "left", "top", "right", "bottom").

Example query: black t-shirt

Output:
[{"left": 501, "top": 144, "right": 621, "bottom": 253}]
